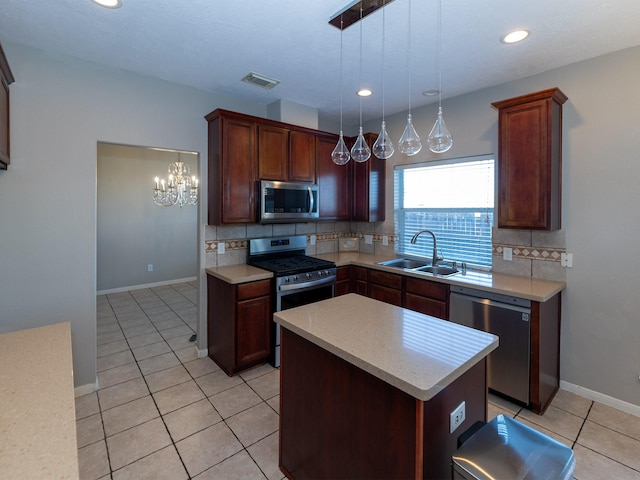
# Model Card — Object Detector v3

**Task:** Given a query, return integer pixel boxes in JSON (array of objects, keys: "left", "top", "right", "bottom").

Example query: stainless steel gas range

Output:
[{"left": 248, "top": 235, "right": 336, "bottom": 367}]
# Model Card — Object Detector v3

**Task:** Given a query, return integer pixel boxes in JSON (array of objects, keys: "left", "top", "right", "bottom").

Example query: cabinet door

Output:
[
  {"left": 289, "top": 130, "right": 316, "bottom": 182},
  {"left": 493, "top": 88, "right": 566, "bottom": 230},
  {"left": 258, "top": 124, "right": 288, "bottom": 180},
  {"left": 316, "top": 134, "right": 351, "bottom": 220},
  {"left": 352, "top": 133, "right": 385, "bottom": 222},
  {"left": 368, "top": 270, "right": 403, "bottom": 307},
  {"left": 236, "top": 295, "right": 271, "bottom": 366},
  {"left": 335, "top": 266, "right": 351, "bottom": 296},
  {"left": 404, "top": 294, "right": 447, "bottom": 319}
]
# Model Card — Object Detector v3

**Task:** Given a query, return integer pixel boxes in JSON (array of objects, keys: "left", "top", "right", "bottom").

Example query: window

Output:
[{"left": 394, "top": 155, "right": 494, "bottom": 269}]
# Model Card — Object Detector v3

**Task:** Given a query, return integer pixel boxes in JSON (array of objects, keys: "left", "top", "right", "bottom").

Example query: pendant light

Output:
[
  {"left": 373, "top": 0, "right": 394, "bottom": 160},
  {"left": 331, "top": 16, "right": 351, "bottom": 165},
  {"left": 398, "top": 0, "right": 422, "bottom": 156},
  {"left": 427, "top": 0, "right": 453, "bottom": 154},
  {"left": 350, "top": 4, "right": 371, "bottom": 163}
]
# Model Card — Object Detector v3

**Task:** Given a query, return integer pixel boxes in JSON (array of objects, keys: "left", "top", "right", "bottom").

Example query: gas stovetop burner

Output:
[{"left": 247, "top": 235, "right": 336, "bottom": 277}]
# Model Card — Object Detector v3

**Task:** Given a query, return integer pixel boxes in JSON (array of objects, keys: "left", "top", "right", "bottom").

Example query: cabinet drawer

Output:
[
  {"left": 404, "top": 277, "right": 448, "bottom": 301},
  {"left": 237, "top": 279, "right": 272, "bottom": 300},
  {"left": 336, "top": 266, "right": 351, "bottom": 281},
  {"left": 404, "top": 293, "right": 447, "bottom": 319},
  {"left": 352, "top": 266, "right": 368, "bottom": 281},
  {"left": 369, "top": 284, "right": 403, "bottom": 307},
  {"left": 368, "top": 269, "right": 403, "bottom": 290}
]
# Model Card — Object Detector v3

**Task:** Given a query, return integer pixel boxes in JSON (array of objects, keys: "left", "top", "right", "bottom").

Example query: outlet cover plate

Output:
[{"left": 450, "top": 401, "right": 466, "bottom": 433}]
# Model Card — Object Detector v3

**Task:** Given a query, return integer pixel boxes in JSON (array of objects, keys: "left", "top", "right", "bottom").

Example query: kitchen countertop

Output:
[
  {"left": 206, "top": 264, "right": 273, "bottom": 284},
  {"left": 315, "top": 252, "right": 565, "bottom": 302},
  {"left": 0, "top": 322, "right": 79, "bottom": 479},
  {"left": 207, "top": 251, "right": 565, "bottom": 302},
  {"left": 274, "top": 293, "right": 498, "bottom": 401}
]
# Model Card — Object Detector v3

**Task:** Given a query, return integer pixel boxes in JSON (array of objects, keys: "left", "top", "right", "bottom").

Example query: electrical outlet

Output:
[
  {"left": 561, "top": 252, "right": 573, "bottom": 267},
  {"left": 503, "top": 247, "right": 513, "bottom": 261},
  {"left": 364, "top": 234, "right": 373, "bottom": 245},
  {"left": 310, "top": 234, "right": 316, "bottom": 245},
  {"left": 218, "top": 242, "right": 225, "bottom": 254},
  {"left": 147, "top": 264, "right": 153, "bottom": 272},
  {"left": 382, "top": 235, "right": 389, "bottom": 246},
  {"left": 450, "top": 401, "right": 466, "bottom": 433}
]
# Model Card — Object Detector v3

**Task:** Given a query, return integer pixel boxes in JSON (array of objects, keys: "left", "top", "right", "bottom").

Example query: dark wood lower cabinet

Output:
[
  {"left": 404, "top": 276, "right": 449, "bottom": 319},
  {"left": 367, "top": 269, "right": 403, "bottom": 307},
  {"left": 207, "top": 275, "right": 271, "bottom": 375},
  {"left": 279, "top": 328, "right": 487, "bottom": 480}
]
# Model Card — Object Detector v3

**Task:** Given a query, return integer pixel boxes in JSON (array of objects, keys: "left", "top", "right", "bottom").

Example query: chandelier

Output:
[{"left": 153, "top": 156, "right": 198, "bottom": 207}]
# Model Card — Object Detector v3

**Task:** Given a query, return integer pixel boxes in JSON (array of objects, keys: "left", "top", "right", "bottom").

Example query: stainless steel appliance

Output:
[
  {"left": 449, "top": 285, "right": 531, "bottom": 404},
  {"left": 248, "top": 235, "right": 336, "bottom": 367},
  {"left": 259, "top": 180, "right": 319, "bottom": 223}
]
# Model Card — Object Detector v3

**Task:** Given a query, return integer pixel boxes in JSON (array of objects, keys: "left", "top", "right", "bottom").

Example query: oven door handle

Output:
[{"left": 277, "top": 276, "right": 335, "bottom": 292}]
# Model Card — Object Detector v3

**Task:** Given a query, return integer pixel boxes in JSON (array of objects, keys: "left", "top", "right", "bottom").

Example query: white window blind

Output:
[{"left": 394, "top": 155, "right": 494, "bottom": 269}]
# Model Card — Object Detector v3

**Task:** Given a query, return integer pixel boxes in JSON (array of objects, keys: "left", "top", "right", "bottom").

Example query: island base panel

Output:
[{"left": 279, "top": 328, "right": 487, "bottom": 480}]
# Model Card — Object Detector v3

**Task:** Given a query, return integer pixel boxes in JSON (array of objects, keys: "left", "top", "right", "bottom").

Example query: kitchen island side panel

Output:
[
  {"left": 279, "top": 328, "right": 419, "bottom": 480},
  {"left": 279, "top": 328, "right": 488, "bottom": 479}
]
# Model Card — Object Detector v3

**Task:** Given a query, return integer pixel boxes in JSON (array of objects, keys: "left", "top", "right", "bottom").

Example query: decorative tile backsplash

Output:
[{"left": 204, "top": 223, "right": 566, "bottom": 282}]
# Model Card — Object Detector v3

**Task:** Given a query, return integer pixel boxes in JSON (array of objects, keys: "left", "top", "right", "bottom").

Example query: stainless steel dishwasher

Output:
[{"left": 449, "top": 285, "right": 531, "bottom": 404}]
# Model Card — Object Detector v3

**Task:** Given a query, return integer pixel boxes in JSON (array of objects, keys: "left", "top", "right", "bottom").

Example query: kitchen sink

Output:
[
  {"left": 377, "top": 258, "right": 460, "bottom": 276},
  {"left": 377, "top": 258, "right": 428, "bottom": 269},
  {"left": 416, "top": 265, "right": 460, "bottom": 276}
]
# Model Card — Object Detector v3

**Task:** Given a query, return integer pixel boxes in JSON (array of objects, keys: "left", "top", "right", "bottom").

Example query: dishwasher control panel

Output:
[{"left": 450, "top": 285, "right": 531, "bottom": 308}]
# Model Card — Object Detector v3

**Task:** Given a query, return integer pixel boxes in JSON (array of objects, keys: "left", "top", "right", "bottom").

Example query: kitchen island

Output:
[{"left": 274, "top": 293, "right": 498, "bottom": 480}]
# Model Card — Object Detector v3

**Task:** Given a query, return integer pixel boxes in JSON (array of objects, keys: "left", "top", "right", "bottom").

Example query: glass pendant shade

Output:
[
  {"left": 351, "top": 127, "right": 371, "bottom": 163},
  {"left": 427, "top": 107, "right": 453, "bottom": 153},
  {"left": 373, "top": 121, "right": 394, "bottom": 159},
  {"left": 398, "top": 114, "right": 422, "bottom": 156},
  {"left": 331, "top": 132, "right": 351, "bottom": 165}
]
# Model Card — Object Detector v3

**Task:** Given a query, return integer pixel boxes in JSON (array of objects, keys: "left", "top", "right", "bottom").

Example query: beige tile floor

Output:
[{"left": 77, "top": 281, "right": 640, "bottom": 479}]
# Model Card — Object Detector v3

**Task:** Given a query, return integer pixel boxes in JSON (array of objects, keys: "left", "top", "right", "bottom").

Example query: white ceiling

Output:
[{"left": 2, "top": 0, "right": 640, "bottom": 126}]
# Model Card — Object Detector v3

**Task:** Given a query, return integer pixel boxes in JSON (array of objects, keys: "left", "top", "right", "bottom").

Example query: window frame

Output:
[{"left": 394, "top": 154, "right": 495, "bottom": 270}]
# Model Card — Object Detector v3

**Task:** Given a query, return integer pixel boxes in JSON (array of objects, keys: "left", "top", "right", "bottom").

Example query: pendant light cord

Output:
[
  {"left": 437, "top": 0, "right": 442, "bottom": 110},
  {"left": 381, "top": 0, "right": 386, "bottom": 120},
  {"left": 358, "top": 4, "right": 364, "bottom": 129},
  {"left": 339, "top": 16, "right": 344, "bottom": 133},
  {"left": 407, "top": 0, "right": 412, "bottom": 114}
]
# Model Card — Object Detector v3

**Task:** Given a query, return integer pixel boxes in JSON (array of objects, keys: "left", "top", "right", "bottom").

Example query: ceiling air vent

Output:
[{"left": 241, "top": 72, "right": 280, "bottom": 90}]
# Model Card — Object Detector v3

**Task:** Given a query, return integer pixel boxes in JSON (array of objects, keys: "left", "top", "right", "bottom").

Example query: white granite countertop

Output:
[
  {"left": 275, "top": 293, "right": 498, "bottom": 401},
  {"left": 205, "top": 252, "right": 565, "bottom": 302},
  {"left": 315, "top": 252, "right": 565, "bottom": 302},
  {"left": 206, "top": 264, "right": 273, "bottom": 284},
  {"left": 0, "top": 322, "right": 79, "bottom": 479}
]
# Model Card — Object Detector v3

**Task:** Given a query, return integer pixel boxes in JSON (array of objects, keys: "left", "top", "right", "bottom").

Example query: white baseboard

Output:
[
  {"left": 97, "top": 277, "right": 197, "bottom": 296},
  {"left": 560, "top": 380, "right": 640, "bottom": 417},
  {"left": 197, "top": 348, "right": 208, "bottom": 358}
]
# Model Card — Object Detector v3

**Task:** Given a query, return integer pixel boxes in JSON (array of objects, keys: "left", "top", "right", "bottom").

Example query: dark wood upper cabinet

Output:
[
  {"left": 492, "top": 88, "right": 568, "bottom": 230},
  {"left": 205, "top": 108, "right": 385, "bottom": 224},
  {"left": 257, "top": 124, "right": 288, "bottom": 181},
  {"left": 0, "top": 43, "right": 15, "bottom": 170},
  {"left": 206, "top": 110, "right": 257, "bottom": 225},
  {"left": 352, "top": 133, "right": 386, "bottom": 222},
  {"left": 288, "top": 130, "right": 316, "bottom": 182},
  {"left": 316, "top": 133, "right": 352, "bottom": 221},
  {"left": 257, "top": 124, "right": 316, "bottom": 183}
]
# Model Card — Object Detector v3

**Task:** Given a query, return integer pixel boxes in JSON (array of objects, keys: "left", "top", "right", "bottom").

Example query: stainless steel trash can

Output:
[{"left": 452, "top": 415, "right": 575, "bottom": 480}]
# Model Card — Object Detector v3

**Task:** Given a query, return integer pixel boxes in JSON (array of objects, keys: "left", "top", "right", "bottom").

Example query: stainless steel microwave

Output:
[{"left": 259, "top": 180, "right": 319, "bottom": 223}]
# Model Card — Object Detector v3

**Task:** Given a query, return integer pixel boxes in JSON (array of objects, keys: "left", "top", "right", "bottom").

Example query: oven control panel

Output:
[{"left": 276, "top": 268, "right": 337, "bottom": 287}]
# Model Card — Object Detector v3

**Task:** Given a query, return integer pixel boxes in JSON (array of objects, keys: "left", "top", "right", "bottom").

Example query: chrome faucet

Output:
[{"left": 410, "top": 229, "right": 441, "bottom": 267}]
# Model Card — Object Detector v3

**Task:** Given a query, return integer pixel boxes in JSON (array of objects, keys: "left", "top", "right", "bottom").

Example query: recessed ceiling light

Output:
[
  {"left": 91, "top": 0, "right": 122, "bottom": 8},
  {"left": 423, "top": 89, "right": 439, "bottom": 97},
  {"left": 501, "top": 29, "right": 530, "bottom": 44},
  {"left": 357, "top": 88, "right": 373, "bottom": 97}
]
